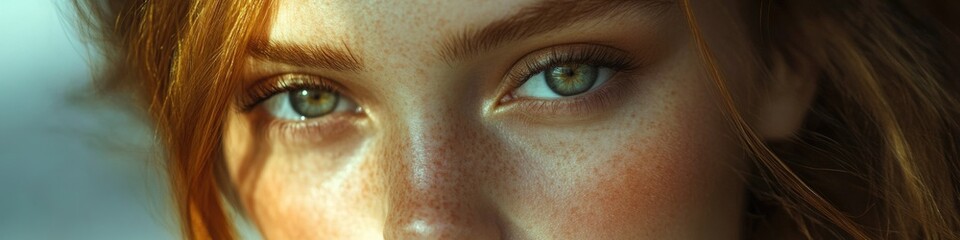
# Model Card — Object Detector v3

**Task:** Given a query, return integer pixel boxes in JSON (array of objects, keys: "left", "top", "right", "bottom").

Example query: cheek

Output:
[
  {"left": 501, "top": 59, "right": 746, "bottom": 238},
  {"left": 223, "top": 113, "right": 383, "bottom": 239},
  {"left": 245, "top": 152, "right": 383, "bottom": 239},
  {"left": 557, "top": 119, "right": 743, "bottom": 239}
]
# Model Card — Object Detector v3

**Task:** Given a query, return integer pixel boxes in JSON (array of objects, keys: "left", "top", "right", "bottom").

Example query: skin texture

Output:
[{"left": 222, "top": 0, "right": 802, "bottom": 239}]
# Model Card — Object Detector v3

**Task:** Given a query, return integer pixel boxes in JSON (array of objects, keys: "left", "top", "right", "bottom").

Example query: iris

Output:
[
  {"left": 545, "top": 64, "right": 598, "bottom": 96},
  {"left": 289, "top": 89, "right": 339, "bottom": 118}
]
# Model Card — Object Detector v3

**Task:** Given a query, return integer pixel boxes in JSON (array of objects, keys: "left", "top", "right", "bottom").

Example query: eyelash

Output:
[
  {"left": 507, "top": 45, "right": 637, "bottom": 88},
  {"left": 239, "top": 74, "right": 343, "bottom": 112},
  {"left": 240, "top": 45, "right": 639, "bottom": 117}
]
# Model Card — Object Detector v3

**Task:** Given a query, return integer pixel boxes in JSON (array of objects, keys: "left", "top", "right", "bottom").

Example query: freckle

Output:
[
  {"left": 373, "top": 18, "right": 383, "bottom": 31},
  {"left": 437, "top": 18, "right": 448, "bottom": 29}
]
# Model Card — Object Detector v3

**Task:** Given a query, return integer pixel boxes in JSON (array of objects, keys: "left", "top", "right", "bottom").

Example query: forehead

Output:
[
  {"left": 267, "top": 0, "right": 531, "bottom": 53},
  {"left": 261, "top": 0, "right": 677, "bottom": 70}
]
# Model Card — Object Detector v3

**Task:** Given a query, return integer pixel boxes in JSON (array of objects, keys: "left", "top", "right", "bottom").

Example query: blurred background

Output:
[{"left": 1, "top": 1, "right": 176, "bottom": 239}]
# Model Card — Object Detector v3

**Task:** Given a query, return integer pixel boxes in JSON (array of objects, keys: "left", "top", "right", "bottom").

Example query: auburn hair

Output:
[{"left": 74, "top": 0, "right": 960, "bottom": 239}]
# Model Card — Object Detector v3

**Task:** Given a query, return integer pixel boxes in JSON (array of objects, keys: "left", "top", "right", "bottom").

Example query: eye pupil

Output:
[
  {"left": 546, "top": 64, "right": 598, "bottom": 96},
  {"left": 289, "top": 88, "right": 339, "bottom": 118}
]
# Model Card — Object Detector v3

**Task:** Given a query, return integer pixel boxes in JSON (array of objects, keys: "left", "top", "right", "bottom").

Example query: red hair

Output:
[{"left": 75, "top": 0, "right": 960, "bottom": 238}]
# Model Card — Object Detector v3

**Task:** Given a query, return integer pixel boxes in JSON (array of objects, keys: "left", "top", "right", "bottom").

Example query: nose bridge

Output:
[
  {"left": 378, "top": 98, "right": 501, "bottom": 239},
  {"left": 405, "top": 108, "right": 471, "bottom": 188}
]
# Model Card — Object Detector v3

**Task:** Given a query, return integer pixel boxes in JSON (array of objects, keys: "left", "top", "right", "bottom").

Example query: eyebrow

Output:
[
  {"left": 248, "top": 39, "right": 364, "bottom": 71},
  {"left": 438, "top": 0, "right": 674, "bottom": 62},
  {"left": 248, "top": 0, "right": 672, "bottom": 71}
]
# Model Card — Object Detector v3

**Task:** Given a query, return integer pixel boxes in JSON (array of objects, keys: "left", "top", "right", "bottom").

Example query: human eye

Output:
[
  {"left": 498, "top": 44, "right": 638, "bottom": 116},
  {"left": 514, "top": 64, "right": 615, "bottom": 99},
  {"left": 241, "top": 74, "right": 360, "bottom": 121}
]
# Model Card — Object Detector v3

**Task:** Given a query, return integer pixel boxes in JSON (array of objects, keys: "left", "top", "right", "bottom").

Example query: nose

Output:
[{"left": 379, "top": 111, "right": 503, "bottom": 240}]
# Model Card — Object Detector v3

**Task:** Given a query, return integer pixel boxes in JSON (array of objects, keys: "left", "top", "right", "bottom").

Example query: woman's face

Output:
[{"left": 224, "top": 0, "right": 760, "bottom": 239}]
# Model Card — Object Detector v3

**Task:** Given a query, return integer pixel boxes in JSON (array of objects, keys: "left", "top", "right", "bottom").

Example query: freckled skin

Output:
[{"left": 223, "top": 0, "right": 763, "bottom": 239}]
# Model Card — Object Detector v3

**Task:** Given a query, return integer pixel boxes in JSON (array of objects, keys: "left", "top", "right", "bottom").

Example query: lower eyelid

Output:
[
  {"left": 264, "top": 112, "right": 363, "bottom": 145},
  {"left": 498, "top": 70, "right": 635, "bottom": 120}
]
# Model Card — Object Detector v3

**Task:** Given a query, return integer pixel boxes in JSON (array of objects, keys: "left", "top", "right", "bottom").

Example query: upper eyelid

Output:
[
  {"left": 239, "top": 74, "right": 344, "bottom": 112},
  {"left": 240, "top": 45, "right": 636, "bottom": 112},
  {"left": 505, "top": 44, "right": 637, "bottom": 87}
]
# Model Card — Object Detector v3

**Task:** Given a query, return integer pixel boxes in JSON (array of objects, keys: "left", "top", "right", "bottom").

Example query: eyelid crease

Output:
[{"left": 239, "top": 74, "right": 343, "bottom": 112}]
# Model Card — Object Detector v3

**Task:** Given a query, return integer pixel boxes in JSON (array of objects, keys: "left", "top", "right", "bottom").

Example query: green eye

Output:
[
  {"left": 289, "top": 88, "right": 340, "bottom": 118},
  {"left": 254, "top": 74, "right": 360, "bottom": 121},
  {"left": 545, "top": 64, "right": 599, "bottom": 96},
  {"left": 514, "top": 64, "right": 614, "bottom": 100}
]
